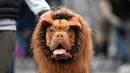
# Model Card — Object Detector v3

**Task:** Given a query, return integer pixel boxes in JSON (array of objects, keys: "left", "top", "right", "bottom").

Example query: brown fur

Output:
[{"left": 31, "top": 7, "right": 93, "bottom": 73}]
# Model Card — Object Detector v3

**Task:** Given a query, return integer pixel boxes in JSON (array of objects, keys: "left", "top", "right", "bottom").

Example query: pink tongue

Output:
[{"left": 53, "top": 49, "right": 66, "bottom": 55}]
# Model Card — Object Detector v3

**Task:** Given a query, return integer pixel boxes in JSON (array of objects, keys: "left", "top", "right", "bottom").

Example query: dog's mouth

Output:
[{"left": 51, "top": 44, "right": 73, "bottom": 61}]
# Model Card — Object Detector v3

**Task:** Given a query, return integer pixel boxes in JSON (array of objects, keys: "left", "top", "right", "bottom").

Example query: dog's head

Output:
[{"left": 32, "top": 7, "right": 92, "bottom": 64}]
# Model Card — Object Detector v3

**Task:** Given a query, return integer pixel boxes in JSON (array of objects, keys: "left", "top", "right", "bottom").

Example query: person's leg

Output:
[
  {"left": 0, "top": 31, "right": 16, "bottom": 73},
  {"left": 10, "top": 54, "right": 15, "bottom": 73},
  {"left": 116, "top": 30, "right": 128, "bottom": 63},
  {"left": 95, "top": 21, "right": 110, "bottom": 57}
]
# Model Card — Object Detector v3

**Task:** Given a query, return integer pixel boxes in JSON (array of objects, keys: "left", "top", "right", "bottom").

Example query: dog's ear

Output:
[
  {"left": 38, "top": 11, "right": 53, "bottom": 26},
  {"left": 36, "top": 10, "right": 51, "bottom": 24},
  {"left": 35, "top": 11, "right": 54, "bottom": 31},
  {"left": 75, "top": 14, "right": 91, "bottom": 32},
  {"left": 69, "top": 17, "right": 82, "bottom": 30}
]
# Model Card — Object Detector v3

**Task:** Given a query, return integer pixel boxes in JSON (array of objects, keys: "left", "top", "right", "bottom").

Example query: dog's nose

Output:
[{"left": 54, "top": 32, "right": 65, "bottom": 38}]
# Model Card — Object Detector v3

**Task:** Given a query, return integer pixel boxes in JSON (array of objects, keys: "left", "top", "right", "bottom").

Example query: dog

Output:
[{"left": 31, "top": 7, "right": 93, "bottom": 73}]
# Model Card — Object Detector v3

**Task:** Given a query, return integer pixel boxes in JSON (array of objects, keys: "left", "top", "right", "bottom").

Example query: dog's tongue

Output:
[
  {"left": 53, "top": 49, "right": 66, "bottom": 55},
  {"left": 52, "top": 49, "right": 72, "bottom": 59}
]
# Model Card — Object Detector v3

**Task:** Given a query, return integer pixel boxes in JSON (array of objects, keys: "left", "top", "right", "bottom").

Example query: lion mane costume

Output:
[{"left": 31, "top": 7, "right": 93, "bottom": 73}]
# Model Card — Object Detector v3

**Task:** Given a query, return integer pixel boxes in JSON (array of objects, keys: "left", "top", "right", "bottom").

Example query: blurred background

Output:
[{"left": 13, "top": 0, "right": 130, "bottom": 73}]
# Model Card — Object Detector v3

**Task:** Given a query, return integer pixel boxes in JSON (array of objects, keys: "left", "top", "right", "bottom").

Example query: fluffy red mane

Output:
[{"left": 31, "top": 7, "right": 93, "bottom": 73}]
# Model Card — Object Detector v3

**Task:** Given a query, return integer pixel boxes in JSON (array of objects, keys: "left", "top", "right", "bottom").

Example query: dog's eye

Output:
[
  {"left": 65, "top": 26, "right": 74, "bottom": 32},
  {"left": 49, "top": 27, "right": 55, "bottom": 32}
]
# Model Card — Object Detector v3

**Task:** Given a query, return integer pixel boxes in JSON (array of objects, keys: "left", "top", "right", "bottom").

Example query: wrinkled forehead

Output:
[
  {"left": 39, "top": 11, "right": 82, "bottom": 28},
  {"left": 52, "top": 18, "right": 81, "bottom": 28},
  {"left": 53, "top": 19, "right": 70, "bottom": 28}
]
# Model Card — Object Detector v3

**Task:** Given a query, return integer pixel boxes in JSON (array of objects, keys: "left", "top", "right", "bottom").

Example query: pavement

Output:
[
  {"left": 15, "top": 58, "right": 37, "bottom": 73},
  {"left": 14, "top": 57, "right": 130, "bottom": 73}
]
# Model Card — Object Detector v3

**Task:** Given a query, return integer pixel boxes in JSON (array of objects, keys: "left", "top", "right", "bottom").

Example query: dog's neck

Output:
[{"left": 38, "top": 56, "right": 90, "bottom": 73}]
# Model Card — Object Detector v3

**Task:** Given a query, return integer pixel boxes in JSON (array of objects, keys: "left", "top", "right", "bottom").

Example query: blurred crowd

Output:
[{"left": 8, "top": 0, "right": 130, "bottom": 73}]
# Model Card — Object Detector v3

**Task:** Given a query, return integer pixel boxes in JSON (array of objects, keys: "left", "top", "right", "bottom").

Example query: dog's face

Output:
[
  {"left": 46, "top": 19, "right": 80, "bottom": 62},
  {"left": 40, "top": 15, "right": 82, "bottom": 63},
  {"left": 32, "top": 8, "right": 92, "bottom": 64}
]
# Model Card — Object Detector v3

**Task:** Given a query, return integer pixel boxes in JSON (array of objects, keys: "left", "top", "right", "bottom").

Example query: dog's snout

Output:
[{"left": 54, "top": 32, "right": 66, "bottom": 38}]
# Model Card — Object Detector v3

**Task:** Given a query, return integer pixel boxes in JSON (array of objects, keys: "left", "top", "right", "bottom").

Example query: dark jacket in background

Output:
[
  {"left": 17, "top": 0, "right": 35, "bottom": 31},
  {"left": 0, "top": 0, "right": 19, "bottom": 20}
]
